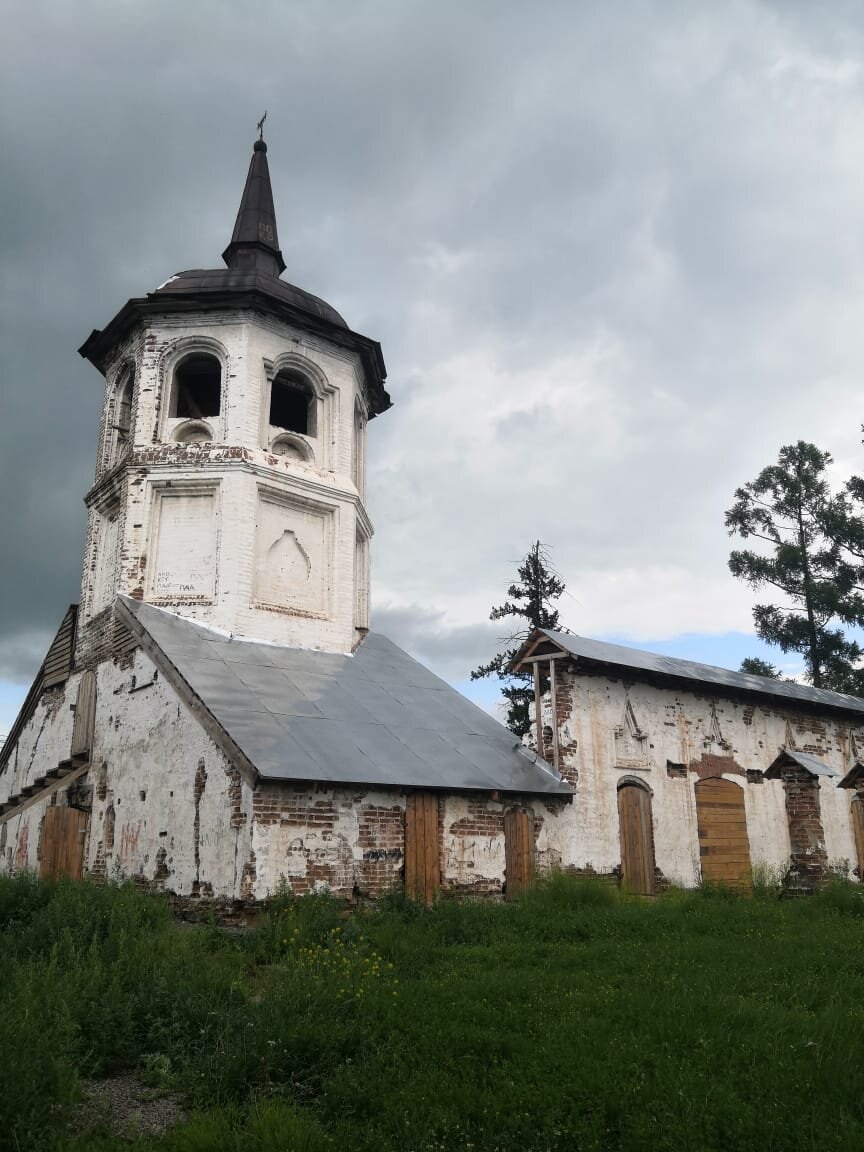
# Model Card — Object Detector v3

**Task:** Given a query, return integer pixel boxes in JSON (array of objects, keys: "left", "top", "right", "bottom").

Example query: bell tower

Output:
[{"left": 76, "top": 134, "right": 390, "bottom": 665}]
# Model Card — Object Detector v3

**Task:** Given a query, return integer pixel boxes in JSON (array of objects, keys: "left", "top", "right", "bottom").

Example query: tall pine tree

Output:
[
  {"left": 726, "top": 441, "right": 864, "bottom": 692},
  {"left": 471, "top": 542, "right": 565, "bottom": 736}
]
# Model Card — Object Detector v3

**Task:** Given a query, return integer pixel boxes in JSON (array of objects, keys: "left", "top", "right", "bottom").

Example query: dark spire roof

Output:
[{"left": 221, "top": 138, "right": 286, "bottom": 276}]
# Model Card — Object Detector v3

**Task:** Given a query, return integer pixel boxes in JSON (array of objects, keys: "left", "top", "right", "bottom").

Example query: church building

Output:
[
  {"left": 0, "top": 137, "right": 861, "bottom": 901},
  {"left": 0, "top": 135, "right": 570, "bottom": 903}
]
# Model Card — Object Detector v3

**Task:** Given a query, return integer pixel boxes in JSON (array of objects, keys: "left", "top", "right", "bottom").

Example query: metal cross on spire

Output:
[{"left": 257, "top": 110, "right": 267, "bottom": 141}]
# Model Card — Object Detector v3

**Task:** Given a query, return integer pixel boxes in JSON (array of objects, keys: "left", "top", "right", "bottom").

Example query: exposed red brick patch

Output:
[
  {"left": 357, "top": 803, "right": 404, "bottom": 896},
  {"left": 192, "top": 759, "right": 207, "bottom": 894},
  {"left": 449, "top": 799, "right": 504, "bottom": 838},
  {"left": 779, "top": 768, "right": 828, "bottom": 886},
  {"left": 153, "top": 847, "right": 170, "bottom": 888},
  {"left": 547, "top": 668, "right": 580, "bottom": 786},
  {"left": 14, "top": 817, "right": 30, "bottom": 871},
  {"left": 240, "top": 849, "right": 257, "bottom": 900},
  {"left": 688, "top": 752, "right": 745, "bottom": 779},
  {"left": 224, "top": 764, "right": 246, "bottom": 829},
  {"left": 253, "top": 787, "right": 336, "bottom": 831}
]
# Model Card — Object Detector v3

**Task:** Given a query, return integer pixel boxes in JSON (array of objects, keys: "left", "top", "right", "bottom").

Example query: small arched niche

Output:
[
  {"left": 269, "top": 370, "right": 316, "bottom": 438},
  {"left": 173, "top": 420, "right": 214, "bottom": 445},
  {"left": 270, "top": 432, "right": 313, "bottom": 462},
  {"left": 170, "top": 353, "right": 222, "bottom": 420}
]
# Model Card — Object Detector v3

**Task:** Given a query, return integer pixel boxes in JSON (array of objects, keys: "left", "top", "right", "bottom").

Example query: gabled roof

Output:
[
  {"left": 0, "top": 605, "right": 78, "bottom": 778},
  {"left": 838, "top": 762, "right": 864, "bottom": 789},
  {"left": 764, "top": 749, "right": 839, "bottom": 779},
  {"left": 513, "top": 629, "right": 864, "bottom": 719},
  {"left": 116, "top": 598, "right": 571, "bottom": 797}
]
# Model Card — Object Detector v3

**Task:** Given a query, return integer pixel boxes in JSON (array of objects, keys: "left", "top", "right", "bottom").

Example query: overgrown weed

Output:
[{"left": 0, "top": 874, "right": 861, "bottom": 1151}]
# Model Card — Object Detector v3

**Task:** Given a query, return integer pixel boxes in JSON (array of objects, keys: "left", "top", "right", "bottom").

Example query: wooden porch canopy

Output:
[{"left": 510, "top": 630, "right": 573, "bottom": 777}]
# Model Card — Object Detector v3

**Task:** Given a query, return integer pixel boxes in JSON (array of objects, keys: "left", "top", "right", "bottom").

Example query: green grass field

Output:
[{"left": 1, "top": 873, "right": 862, "bottom": 1152}]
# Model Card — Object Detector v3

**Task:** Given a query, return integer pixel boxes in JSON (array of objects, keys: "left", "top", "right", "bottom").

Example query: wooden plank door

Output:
[
  {"left": 695, "top": 776, "right": 752, "bottom": 890},
  {"left": 405, "top": 792, "right": 440, "bottom": 905},
  {"left": 852, "top": 796, "right": 864, "bottom": 877},
  {"left": 504, "top": 808, "right": 535, "bottom": 900},
  {"left": 617, "top": 783, "right": 655, "bottom": 895},
  {"left": 39, "top": 806, "right": 88, "bottom": 882}
]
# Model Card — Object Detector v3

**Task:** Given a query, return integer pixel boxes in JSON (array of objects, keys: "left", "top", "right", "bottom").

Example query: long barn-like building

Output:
[
  {"left": 0, "top": 139, "right": 861, "bottom": 901},
  {"left": 512, "top": 630, "right": 864, "bottom": 892}
]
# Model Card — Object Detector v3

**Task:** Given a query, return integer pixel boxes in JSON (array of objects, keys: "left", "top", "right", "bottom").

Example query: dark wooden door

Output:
[
  {"left": 696, "top": 777, "right": 752, "bottom": 889},
  {"left": 504, "top": 808, "right": 534, "bottom": 900},
  {"left": 39, "top": 806, "right": 87, "bottom": 881},
  {"left": 852, "top": 796, "right": 864, "bottom": 877},
  {"left": 617, "top": 783, "right": 655, "bottom": 895},
  {"left": 405, "top": 792, "right": 440, "bottom": 905}
]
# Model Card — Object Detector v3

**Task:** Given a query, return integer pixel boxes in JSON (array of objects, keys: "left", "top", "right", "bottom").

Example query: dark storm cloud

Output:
[{"left": 3, "top": 0, "right": 864, "bottom": 693}]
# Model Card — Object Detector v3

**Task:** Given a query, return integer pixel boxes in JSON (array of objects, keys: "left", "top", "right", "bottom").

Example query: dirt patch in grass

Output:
[{"left": 77, "top": 1075, "right": 185, "bottom": 1140}]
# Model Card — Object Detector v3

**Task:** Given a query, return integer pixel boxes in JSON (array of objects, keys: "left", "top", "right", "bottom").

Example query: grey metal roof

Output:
[
  {"left": 118, "top": 598, "right": 570, "bottom": 796},
  {"left": 524, "top": 630, "right": 864, "bottom": 718},
  {"left": 765, "top": 749, "right": 839, "bottom": 779},
  {"left": 153, "top": 269, "right": 347, "bottom": 329}
]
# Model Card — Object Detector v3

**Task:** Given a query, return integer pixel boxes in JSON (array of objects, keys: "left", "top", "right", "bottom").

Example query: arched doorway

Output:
[
  {"left": 695, "top": 776, "right": 752, "bottom": 889},
  {"left": 617, "top": 780, "right": 655, "bottom": 895}
]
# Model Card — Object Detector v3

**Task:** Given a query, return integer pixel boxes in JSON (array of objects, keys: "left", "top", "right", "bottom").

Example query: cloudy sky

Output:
[{"left": 3, "top": 0, "right": 864, "bottom": 732}]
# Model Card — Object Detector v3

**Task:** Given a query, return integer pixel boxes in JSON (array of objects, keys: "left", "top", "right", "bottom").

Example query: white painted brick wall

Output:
[
  {"left": 78, "top": 309, "right": 373, "bottom": 654},
  {"left": 539, "top": 672, "right": 861, "bottom": 885}
]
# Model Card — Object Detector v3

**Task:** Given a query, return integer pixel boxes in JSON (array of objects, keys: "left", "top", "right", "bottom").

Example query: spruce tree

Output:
[
  {"left": 726, "top": 441, "right": 863, "bottom": 692},
  {"left": 471, "top": 542, "right": 565, "bottom": 736},
  {"left": 738, "top": 657, "right": 782, "bottom": 679}
]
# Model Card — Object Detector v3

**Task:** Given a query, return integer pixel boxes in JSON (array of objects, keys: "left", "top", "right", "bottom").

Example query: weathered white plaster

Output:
[
  {"left": 87, "top": 649, "right": 252, "bottom": 895},
  {"left": 536, "top": 668, "right": 863, "bottom": 885},
  {"left": 0, "top": 676, "right": 78, "bottom": 802},
  {"left": 78, "top": 309, "right": 373, "bottom": 658}
]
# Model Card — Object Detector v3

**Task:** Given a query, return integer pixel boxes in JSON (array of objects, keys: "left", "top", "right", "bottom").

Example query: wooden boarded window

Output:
[
  {"left": 617, "top": 781, "right": 655, "bottom": 895},
  {"left": 71, "top": 670, "right": 97, "bottom": 760},
  {"left": 504, "top": 808, "right": 534, "bottom": 900},
  {"left": 695, "top": 776, "right": 752, "bottom": 890},
  {"left": 405, "top": 792, "right": 440, "bottom": 905},
  {"left": 39, "top": 806, "right": 88, "bottom": 882},
  {"left": 852, "top": 796, "right": 864, "bottom": 877}
]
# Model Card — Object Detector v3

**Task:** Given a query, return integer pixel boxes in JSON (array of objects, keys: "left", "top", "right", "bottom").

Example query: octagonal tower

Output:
[{"left": 76, "top": 135, "right": 390, "bottom": 666}]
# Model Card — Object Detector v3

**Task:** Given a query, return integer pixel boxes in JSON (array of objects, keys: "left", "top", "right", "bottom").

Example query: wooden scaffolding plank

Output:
[{"left": 70, "top": 670, "right": 97, "bottom": 760}]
